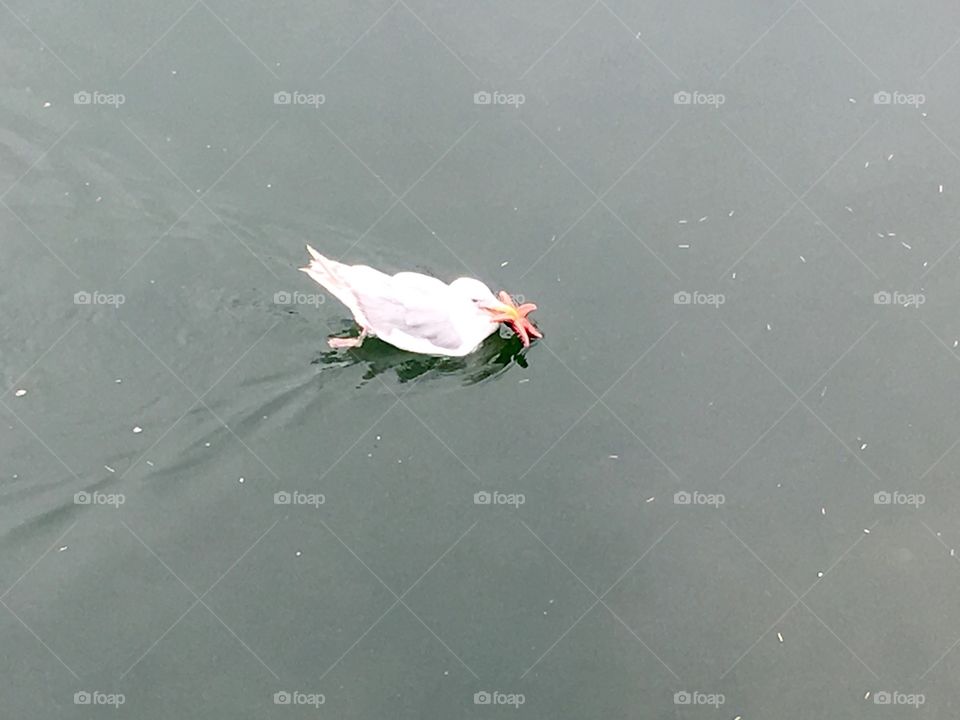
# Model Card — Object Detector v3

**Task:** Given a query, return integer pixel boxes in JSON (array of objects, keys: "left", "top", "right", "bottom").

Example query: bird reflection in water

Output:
[{"left": 311, "top": 321, "right": 531, "bottom": 387}]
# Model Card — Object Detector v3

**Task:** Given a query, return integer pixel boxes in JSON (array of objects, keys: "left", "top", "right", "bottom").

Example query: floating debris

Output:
[
  {"left": 518, "top": 378, "right": 530, "bottom": 384},
  {"left": 848, "top": 98, "right": 856, "bottom": 104},
  {"left": 940, "top": 184, "right": 944, "bottom": 193},
  {"left": 678, "top": 243, "right": 690, "bottom": 249},
  {"left": 104, "top": 465, "right": 115, "bottom": 473},
  {"left": 699, "top": 216, "right": 708, "bottom": 223},
  {"left": 777, "top": 631, "right": 784, "bottom": 643},
  {"left": 14, "top": 389, "right": 26, "bottom": 397},
  {"left": 766, "top": 323, "right": 772, "bottom": 331},
  {"left": 115, "top": 378, "right": 122, "bottom": 383},
  {"left": 678, "top": 219, "right": 688, "bottom": 224},
  {"left": 295, "top": 550, "right": 302, "bottom": 557},
  {"left": 728, "top": 210, "right": 735, "bottom": 217},
  {"left": 608, "top": 454, "right": 619, "bottom": 459},
  {"left": 860, "top": 442, "right": 867, "bottom": 450},
  {"left": 132, "top": 426, "right": 143, "bottom": 434},
  {"left": 864, "top": 528, "right": 871, "bottom": 534},
  {"left": 58, "top": 545, "right": 68, "bottom": 552},
  {"left": 844, "top": 206, "right": 854, "bottom": 213},
  {"left": 887, "top": 154, "right": 894, "bottom": 161},
  {"left": 901, "top": 242, "right": 912, "bottom": 250},
  {"left": 800, "top": 255, "right": 806, "bottom": 263},
  {"left": 146, "top": 460, "right": 154, "bottom": 466},
  {"left": 43, "top": 101, "right": 52, "bottom": 108},
  {"left": 500, "top": 261, "right": 509, "bottom": 267},
  {"left": 238, "top": 477, "right": 245, "bottom": 484},
  {"left": 864, "top": 161, "right": 870, "bottom": 168},
  {"left": 646, "top": 496, "right": 655, "bottom": 503},
  {"left": 821, "top": 506, "right": 826, "bottom": 515},
  {"left": 817, "top": 571, "right": 824, "bottom": 578}
]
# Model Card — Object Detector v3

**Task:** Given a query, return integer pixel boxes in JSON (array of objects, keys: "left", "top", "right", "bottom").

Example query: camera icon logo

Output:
[
  {"left": 74, "top": 691, "right": 91, "bottom": 704},
  {"left": 273, "top": 291, "right": 292, "bottom": 304},
  {"left": 674, "top": 291, "right": 691, "bottom": 305},
  {"left": 673, "top": 491, "right": 691, "bottom": 505},
  {"left": 274, "top": 491, "right": 292, "bottom": 505},
  {"left": 474, "top": 691, "right": 492, "bottom": 704},
  {"left": 74, "top": 491, "right": 91, "bottom": 505},
  {"left": 873, "top": 290, "right": 891, "bottom": 305},
  {"left": 474, "top": 91, "right": 492, "bottom": 105},
  {"left": 74, "top": 291, "right": 92, "bottom": 305},
  {"left": 674, "top": 691, "right": 692, "bottom": 704},
  {"left": 674, "top": 91, "right": 692, "bottom": 105},
  {"left": 474, "top": 491, "right": 492, "bottom": 505},
  {"left": 874, "top": 690, "right": 891, "bottom": 704},
  {"left": 274, "top": 91, "right": 292, "bottom": 105},
  {"left": 873, "top": 91, "right": 892, "bottom": 105},
  {"left": 274, "top": 691, "right": 292, "bottom": 704},
  {"left": 874, "top": 491, "right": 892, "bottom": 505},
  {"left": 74, "top": 91, "right": 92, "bottom": 105}
]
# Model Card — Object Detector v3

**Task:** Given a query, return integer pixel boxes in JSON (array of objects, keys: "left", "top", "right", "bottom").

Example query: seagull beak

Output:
[{"left": 481, "top": 300, "right": 522, "bottom": 323}]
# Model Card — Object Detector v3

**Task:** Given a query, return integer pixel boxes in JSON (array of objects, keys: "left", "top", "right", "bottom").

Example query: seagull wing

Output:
[{"left": 352, "top": 272, "right": 464, "bottom": 352}]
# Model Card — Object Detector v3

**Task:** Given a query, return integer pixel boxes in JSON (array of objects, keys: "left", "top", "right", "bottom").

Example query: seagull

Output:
[{"left": 300, "top": 245, "right": 541, "bottom": 357}]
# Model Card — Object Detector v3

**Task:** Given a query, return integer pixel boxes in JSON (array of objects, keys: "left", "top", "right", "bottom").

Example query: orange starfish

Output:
[{"left": 494, "top": 290, "right": 542, "bottom": 348}]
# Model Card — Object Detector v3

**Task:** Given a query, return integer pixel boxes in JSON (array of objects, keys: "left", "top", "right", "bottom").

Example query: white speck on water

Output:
[
  {"left": 104, "top": 465, "right": 115, "bottom": 473},
  {"left": 820, "top": 385, "right": 827, "bottom": 398},
  {"left": 678, "top": 219, "right": 688, "bottom": 224},
  {"left": 923, "top": 112, "right": 928, "bottom": 117},
  {"left": 766, "top": 323, "right": 772, "bottom": 331},
  {"left": 954, "top": 340, "right": 958, "bottom": 348},
  {"left": 146, "top": 460, "right": 154, "bottom": 466},
  {"left": 43, "top": 101, "right": 52, "bottom": 108},
  {"left": 204, "top": 442, "right": 211, "bottom": 447},
  {"left": 844, "top": 206, "right": 853, "bottom": 213},
  {"left": 951, "top": 548, "right": 956, "bottom": 557},
  {"left": 860, "top": 442, "right": 867, "bottom": 450},
  {"left": 678, "top": 243, "right": 690, "bottom": 249},
  {"left": 728, "top": 210, "right": 735, "bottom": 217},
  {"left": 549, "top": 598, "right": 555, "bottom": 604},
  {"left": 901, "top": 242, "right": 912, "bottom": 250},
  {"left": 817, "top": 571, "right": 824, "bottom": 578},
  {"left": 848, "top": 97, "right": 856, "bottom": 103},
  {"left": 500, "top": 261, "right": 509, "bottom": 267},
  {"left": 550, "top": 235, "right": 556, "bottom": 242},
  {"left": 887, "top": 232, "right": 896, "bottom": 236},
  {"left": 732, "top": 272, "right": 736, "bottom": 279},
  {"left": 877, "top": 233, "right": 885, "bottom": 238},
  {"left": 58, "top": 545, "right": 68, "bottom": 552},
  {"left": 171, "top": 70, "right": 177, "bottom": 75},
  {"left": 777, "top": 631, "right": 784, "bottom": 643},
  {"left": 821, "top": 506, "right": 826, "bottom": 515},
  {"left": 376, "top": 435, "right": 381, "bottom": 440},
  {"left": 14, "top": 389, "right": 26, "bottom": 397},
  {"left": 238, "top": 477, "right": 244, "bottom": 484},
  {"left": 864, "top": 161, "right": 870, "bottom": 168},
  {"left": 940, "top": 184, "right": 944, "bottom": 193},
  {"left": 800, "top": 255, "right": 806, "bottom": 263},
  {"left": 608, "top": 454, "right": 619, "bottom": 459},
  {"left": 115, "top": 378, "right": 122, "bottom": 383},
  {"left": 863, "top": 528, "right": 871, "bottom": 534},
  {"left": 266, "top": 183, "right": 272, "bottom": 189},
  {"left": 887, "top": 154, "right": 894, "bottom": 161},
  {"left": 133, "top": 426, "right": 143, "bottom": 434},
  {"left": 646, "top": 496, "right": 655, "bottom": 503},
  {"left": 295, "top": 550, "right": 302, "bottom": 557},
  {"left": 699, "top": 216, "right": 708, "bottom": 223}
]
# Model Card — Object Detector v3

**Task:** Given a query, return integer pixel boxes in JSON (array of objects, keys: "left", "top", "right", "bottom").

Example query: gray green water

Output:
[{"left": 4, "top": 1, "right": 960, "bottom": 717}]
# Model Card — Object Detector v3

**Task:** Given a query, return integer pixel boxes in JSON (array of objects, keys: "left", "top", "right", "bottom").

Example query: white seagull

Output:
[{"left": 300, "top": 245, "right": 541, "bottom": 357}]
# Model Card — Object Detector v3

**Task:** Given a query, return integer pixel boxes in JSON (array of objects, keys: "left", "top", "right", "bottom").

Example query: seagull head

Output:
[{"left": 450, "top": 278, "right": 542, "bottom": 348}]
